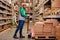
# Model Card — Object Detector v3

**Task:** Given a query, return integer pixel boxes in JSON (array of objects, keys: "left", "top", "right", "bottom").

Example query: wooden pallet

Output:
[
  {"left": 52, "top": 12, "right": 60, "bottom": 15},
  {"left": 35, "top": 36, "right": 56, "bottom": 40}
]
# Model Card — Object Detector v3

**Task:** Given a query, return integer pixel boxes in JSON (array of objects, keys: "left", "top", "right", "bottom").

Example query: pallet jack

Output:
[
  {"left": 27, "top": 16, "right": 35, "bottom": 39},
  {"left": 27, "top": 16, "right": 31, "bottom": 38}
]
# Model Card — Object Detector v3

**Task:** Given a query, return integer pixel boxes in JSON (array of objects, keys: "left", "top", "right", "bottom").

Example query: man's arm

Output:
[{"left": 20, "top": 8, "right": 27, "bottom": 18}]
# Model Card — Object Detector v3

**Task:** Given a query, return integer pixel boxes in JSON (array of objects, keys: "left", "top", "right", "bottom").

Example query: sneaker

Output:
[
  {"left": 20, "top": 36, "right": 25, "bottom": 38},
  {"left": 13, "top": 36, "right": 18, "bottom": 39}
]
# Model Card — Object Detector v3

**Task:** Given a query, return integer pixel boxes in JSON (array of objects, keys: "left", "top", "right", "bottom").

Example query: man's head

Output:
[{"left": 22, "top": 4, "right": 27, "bottom": 8}]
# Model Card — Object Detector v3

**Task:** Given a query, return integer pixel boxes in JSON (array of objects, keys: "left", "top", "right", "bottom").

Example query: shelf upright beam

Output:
[{"left": 32, "top": 0, "right": 36, "bottom": 25}]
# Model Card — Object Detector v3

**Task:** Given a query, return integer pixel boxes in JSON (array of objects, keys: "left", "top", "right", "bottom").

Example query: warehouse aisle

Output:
[
  {"left": 0, "top": 0, "right": 60, "bottom": 40},
  {"left": 0, "top": 23, "right": 34, "bottom": 40}
]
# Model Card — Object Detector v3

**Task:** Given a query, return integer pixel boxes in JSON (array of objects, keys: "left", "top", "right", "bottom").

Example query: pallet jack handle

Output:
[{"left": 27, "top": 16, "right": 29, "bottom": 27}]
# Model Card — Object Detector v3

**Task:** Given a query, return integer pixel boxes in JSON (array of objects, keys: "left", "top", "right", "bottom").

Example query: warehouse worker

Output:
[{"left": 13, "top": 4, "right": 28, "bottom": 39}]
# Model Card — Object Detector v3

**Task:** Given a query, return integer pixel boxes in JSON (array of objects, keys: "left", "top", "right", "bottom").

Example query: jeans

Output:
[{"left": 14, "top": 20, "right": 25, "bottom": 37}]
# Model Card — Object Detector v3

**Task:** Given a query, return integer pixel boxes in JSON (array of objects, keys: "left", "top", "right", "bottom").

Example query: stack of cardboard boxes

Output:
[
  {"left": 56, "top": 24, "right": 60, "bottom": 40},
  {"left": 52, "top": 0, "right": 60, "bottom": 15},
  {"left": 34, "top": 22, "right": 44, "bottom": 37},
  {"left": 44, "top": 8, "right": 51, "bottom": 16},
  {"left": 34, "top": 19, "right": 59, "bottom": 38}
]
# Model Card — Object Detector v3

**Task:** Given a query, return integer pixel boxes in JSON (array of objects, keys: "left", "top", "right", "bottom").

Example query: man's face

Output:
[
  {"left": 24, "top": 6, "right": 26, "bottom": 8},
  {"left": 23, "top": 5, "right": 27, "bottom": 8}
]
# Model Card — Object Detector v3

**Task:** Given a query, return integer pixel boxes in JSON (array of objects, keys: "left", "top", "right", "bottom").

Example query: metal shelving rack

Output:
[
  {"left": 13, "top": 0, "right": 20, "bottom": 22},
  {"left": 32, "top": 0, "right": 49, "bottom": 23},
  {"left": 43, "top": 0, "right": 60, "bottom": 19},
  {"left": 0, "top": 0, "right": 13, "bottom": 32}
]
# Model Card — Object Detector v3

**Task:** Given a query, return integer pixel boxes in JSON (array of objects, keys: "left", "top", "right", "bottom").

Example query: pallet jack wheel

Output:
[{"left": 28, "top": 35, "right": 31, "bottom": 38}]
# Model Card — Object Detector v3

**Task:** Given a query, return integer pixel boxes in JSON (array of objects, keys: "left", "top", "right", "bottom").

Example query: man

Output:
[{"left": 13, "top": 4, "right": 28, "bottom": 39}]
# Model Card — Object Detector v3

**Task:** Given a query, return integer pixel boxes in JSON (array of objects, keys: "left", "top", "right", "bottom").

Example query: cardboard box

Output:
[
  {"left": 0, "top": 26, "right": 2, "bottom": 31},
  {"left": 43, "top": 22, "right": 55, "bottom": 36},
  {"left": 45, "top": 19, "right": 59, "bottom": 26},
  {"left": 52, "top": 0, "right": 60, "bottom": 8},
  {"left": 0, "top": 14, "right": 2, "bottom": 17},
  {"left": 34, "top": 21, "right": 56, "bottom": 37},
  {"left": 43, "top": 23, "right": 53, "bottom": 33},
  {"left": 45, "top": 8, "right": 51, "bottom": 15},
  {"left": 34, "top": 22, "right": 44, "bottom": 36},
  {"left": 51, "top": 19, "right": 59, "bottom": 26},
  {"left": 56, "top": 24, "right": 60, "bottom": 39},
  {"left": 34, "top": 22, "right": 44, "bottom": 32}
]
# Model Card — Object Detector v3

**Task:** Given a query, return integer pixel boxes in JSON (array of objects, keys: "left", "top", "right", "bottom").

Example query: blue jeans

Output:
[{"left": 14, "top": 20, "right": 25, "bottom": 37}]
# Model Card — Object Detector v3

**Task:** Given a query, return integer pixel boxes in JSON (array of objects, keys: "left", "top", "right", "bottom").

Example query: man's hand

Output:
[
  {"left": 27, "top": 14, "right": 30, "bottom": 17},
  {"left": 26, "top": 14, "right": 29, "bottom": 19}
]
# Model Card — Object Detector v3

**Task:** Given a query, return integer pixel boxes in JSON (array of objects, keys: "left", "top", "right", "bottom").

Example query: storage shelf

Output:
[
  {"left": 0, "top": 0, "right": 11, "bottom": 7},
  {"left": 0, "top": 29, "right": 5, "bottom": 32},
  {"left": 0, "top": 10, "right": 12, "bottom": 15},
  {"left": 0, "top": 17, "right": 12, "bottom": 20},
  {"left": 0, "top": 0, "right": 13, "bottom": 27},
  {"left": 0, "top": 4, "right": 11, "bottom": 11},
  {"left": 43, "top": 15, "right": 60, "bottom": 18},
  {"left": 35, "top": 0, "right": 49, "bottom": 12},
  {"left": 0, "top": 22, "right": 11, "bottom": 26},
  {"left": 0, "top": 4, "right": 7, "bottom": 10},
  {"left": 14, "top": 10, "right": 19, "bottom": 13}
]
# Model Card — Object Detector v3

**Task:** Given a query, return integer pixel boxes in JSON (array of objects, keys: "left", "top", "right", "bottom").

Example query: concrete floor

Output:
[{"left": 0, "top": 23, "right": 34, "bottom": 40}]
